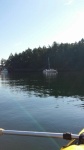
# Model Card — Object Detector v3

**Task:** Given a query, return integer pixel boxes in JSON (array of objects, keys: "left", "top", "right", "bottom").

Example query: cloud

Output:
[{"left": 64, "top": 0, "right": 74, "bottom": 5}]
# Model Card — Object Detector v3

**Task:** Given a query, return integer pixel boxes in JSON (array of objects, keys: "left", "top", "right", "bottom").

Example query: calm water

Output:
[{"left": 0, "top": 72, "right": 84, "bottom": 150}]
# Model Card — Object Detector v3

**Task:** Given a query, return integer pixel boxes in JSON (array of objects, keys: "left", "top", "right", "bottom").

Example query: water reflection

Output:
[
  {"left": 0, "top": 72, "right": 84, "bottom": 98},
  {"left": 0, "top": 72, "right": 84, "bottom": 150}
]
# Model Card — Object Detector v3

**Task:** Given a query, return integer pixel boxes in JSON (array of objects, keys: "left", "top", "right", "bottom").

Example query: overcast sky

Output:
[{"left": 0, "top": 0, "right": 84, "bottom": 60}]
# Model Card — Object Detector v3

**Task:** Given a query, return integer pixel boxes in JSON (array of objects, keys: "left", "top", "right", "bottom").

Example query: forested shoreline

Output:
[{"left": 5, "top": 38, "right": 84, "bottom": 72}]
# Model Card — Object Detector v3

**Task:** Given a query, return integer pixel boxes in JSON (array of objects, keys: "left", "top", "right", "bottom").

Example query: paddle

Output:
[{"left": 0, "top": 128, "right": 79, "bottom": 140}]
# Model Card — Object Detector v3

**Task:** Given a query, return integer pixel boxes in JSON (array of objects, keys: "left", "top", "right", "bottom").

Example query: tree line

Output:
[{"left": 5, "top": 38, "right": 84, "bottom": 72}]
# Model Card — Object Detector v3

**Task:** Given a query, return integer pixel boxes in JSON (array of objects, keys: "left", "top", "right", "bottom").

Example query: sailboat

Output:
[
  {"left": 43, "top": 58, "right": 58, "bottom": 75},
  {"left": 1, "top": 68, "right": 8, "bottom": 75}
]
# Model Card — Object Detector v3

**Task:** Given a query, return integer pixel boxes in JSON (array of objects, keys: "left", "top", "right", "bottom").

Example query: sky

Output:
[{"left": 0, "top": 0, "right": 84, "bottom": 60}]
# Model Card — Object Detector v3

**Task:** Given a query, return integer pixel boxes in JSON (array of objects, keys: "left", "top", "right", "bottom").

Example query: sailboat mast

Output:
[{"left": 48, "top": 57, "right": 50, "bottom": 69}]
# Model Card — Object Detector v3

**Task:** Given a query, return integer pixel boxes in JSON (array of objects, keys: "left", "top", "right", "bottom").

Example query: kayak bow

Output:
[{"left": 61, "top": 129, "right": 84, "bottom": 150}]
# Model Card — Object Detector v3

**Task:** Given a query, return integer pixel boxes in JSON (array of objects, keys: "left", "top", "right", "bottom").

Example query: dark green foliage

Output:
[{"left": 5, "top": 39, "right": 84, "bottom": 72}]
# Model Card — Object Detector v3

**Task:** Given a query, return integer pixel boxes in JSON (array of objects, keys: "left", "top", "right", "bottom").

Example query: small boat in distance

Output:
[
  {"left": 43, "top": 68, "right": 58, "bottom": 75},
  {"left": 43, "top": 58, "right": 58, "bottom": 75},
  {"left": 1, "top": 68, "right": 8, "bottom": 74}
]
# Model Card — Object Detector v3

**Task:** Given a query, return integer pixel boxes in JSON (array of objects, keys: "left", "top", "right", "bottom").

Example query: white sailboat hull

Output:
[{"left": 43, "top": 69, "right": 58, "bottom": 75}]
